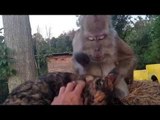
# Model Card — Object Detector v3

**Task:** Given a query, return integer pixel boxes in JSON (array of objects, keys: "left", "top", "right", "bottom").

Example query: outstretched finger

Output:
[
  {"left": 65, "top": 81, "right": 76, "bottom": 92},
  {"left": 59, "top": 86, "right": 65, "bottom": 95},
  {"left": 74, "top": 80, "right": 85, "bottom": 95}
]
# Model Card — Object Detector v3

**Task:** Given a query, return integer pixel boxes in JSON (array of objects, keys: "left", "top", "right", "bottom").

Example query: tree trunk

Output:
[{"left": 2, "top": 15, "right": 37, "bottom": 93}]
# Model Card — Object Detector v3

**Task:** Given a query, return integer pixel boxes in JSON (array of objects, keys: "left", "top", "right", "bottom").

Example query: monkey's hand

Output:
[
  {"left": 74, "top": 52, "right": 90, "bottom": 67},
  {"left": 93, "top": 91, "right": 106, "bottom": 105},
  {"left": 73, "top": 52, "right": 90, "bottom": 76},
  {"left": 106, "top": 67, "right": 130, "bottom": 99},
  {"left": 104, "top": 68, "right": 118, "bottom": 91}
]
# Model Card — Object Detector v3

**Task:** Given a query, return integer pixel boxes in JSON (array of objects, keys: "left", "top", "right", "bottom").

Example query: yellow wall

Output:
[
  {"left": 134, "top": 70, "right": 148, "bottom": 81},
  {"left": 146, "top": 64, "right": 160, "bottom": 81},
  {"left": 134, "top": 64, "right": 160, "bottom": 81}
]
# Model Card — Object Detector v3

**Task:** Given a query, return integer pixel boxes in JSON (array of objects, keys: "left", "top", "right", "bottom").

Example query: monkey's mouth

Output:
[{"left": 92, "top": 55, "right": 105, "bottom": 62}]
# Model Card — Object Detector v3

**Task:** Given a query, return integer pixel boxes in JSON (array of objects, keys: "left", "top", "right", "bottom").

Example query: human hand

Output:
[{"left": 51, "top": 80, "right": 86, "bottom": 105}]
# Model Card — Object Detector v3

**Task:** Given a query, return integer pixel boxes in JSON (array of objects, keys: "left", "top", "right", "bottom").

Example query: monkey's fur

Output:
[
  {"left": 72, "top": 15, "right": 137, "bottom": 99},
  {"left": 3, "top": 71, "right": 122, "bottom": 105}
]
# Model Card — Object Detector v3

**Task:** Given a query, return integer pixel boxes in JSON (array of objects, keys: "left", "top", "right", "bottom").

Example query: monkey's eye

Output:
[
  {"left": 98, "top": 35, "right": 105, "bottom": 40},
  {"left": 88, "top": 37, "right": 95, "bottom": 41}
]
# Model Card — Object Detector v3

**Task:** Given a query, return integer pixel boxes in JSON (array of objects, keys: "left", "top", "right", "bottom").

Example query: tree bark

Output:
[{"left": 2, "top": 15, "right": 37, "bottom": 93}]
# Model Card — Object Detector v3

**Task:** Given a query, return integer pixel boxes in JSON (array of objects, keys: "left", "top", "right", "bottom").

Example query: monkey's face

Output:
[
  {"left": 81, "top": 15, "right": 116, "bottom": 63},
  {"left": 82, "top": 29, "right": 116, "bottom": 63}
]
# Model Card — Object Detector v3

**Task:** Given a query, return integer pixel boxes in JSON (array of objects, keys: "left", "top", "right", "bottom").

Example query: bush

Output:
[{"left": 0, "top": 30, "right": 16, "bottom": 103}]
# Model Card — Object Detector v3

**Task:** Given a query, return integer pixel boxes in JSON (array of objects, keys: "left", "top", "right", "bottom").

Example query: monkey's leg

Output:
[{"left": 114, "top": 77, "right": 129, "bottom": 99}]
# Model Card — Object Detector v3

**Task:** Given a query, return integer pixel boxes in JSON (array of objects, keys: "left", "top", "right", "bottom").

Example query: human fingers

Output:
[
  {"left": 59, "top": 86, "right": 66, "bottom": 95},
  {"left": 65, "top": 81, "right": 76, "bottom": 92},
  {"left": 73, "top": 80, "right": 86, "bottom": 95}
]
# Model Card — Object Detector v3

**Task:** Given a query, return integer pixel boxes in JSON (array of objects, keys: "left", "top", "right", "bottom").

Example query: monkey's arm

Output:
[
  {"left": 116, "top": 36, "right": 137, "bottom": 84},
  {"left": 111, "top": 36, "right": 137, "bottom": 99}
]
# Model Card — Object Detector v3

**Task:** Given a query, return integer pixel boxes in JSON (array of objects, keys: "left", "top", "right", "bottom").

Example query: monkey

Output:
[{"left": 72, "top": 15, "right": 137, "bottom": 99}]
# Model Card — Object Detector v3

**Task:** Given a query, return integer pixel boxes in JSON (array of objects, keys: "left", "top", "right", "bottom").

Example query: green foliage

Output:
[
  {"left": 0, "top": 32, "right": 16, "bottom": 80},
  {"left": 147, "top": 16, "right": 160, "bottom": 64},
  {"left": 0, "top": 79, "right": 9, "bottom": 103},
  {"left": 51, "top": 33, "right": 72, "bottom": 53},
  {"left": 0, "top": 28, "right": 15, "bottom": 104},
  {"left": 33, "top": 33, "right": 51, "bottom": 76},
  {"left": 33, "top": 31, "right": 73, "bottom": 76},
  {"left": 112, "top": 15, "right": 134, "bottom": 40},
  {"left": 125, "top": 16, "right": 155, "bottom": 69}
]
